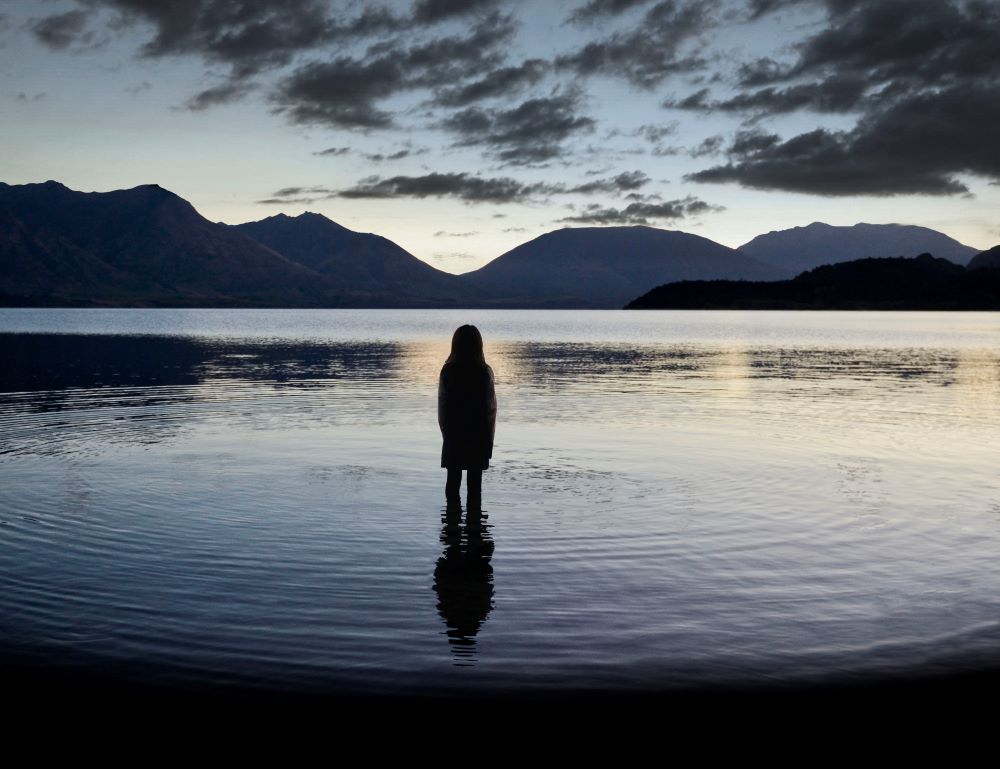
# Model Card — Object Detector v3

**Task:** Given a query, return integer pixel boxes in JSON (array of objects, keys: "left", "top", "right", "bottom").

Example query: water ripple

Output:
[{"left": 1, "top": 311, "right": 1000, "bottom": 694}]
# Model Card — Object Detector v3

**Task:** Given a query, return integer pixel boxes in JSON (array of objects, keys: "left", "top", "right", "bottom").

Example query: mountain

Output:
[
  {"left": 739, "top": 222, "right": 980, "bottom": 273},
  {"left": 0, "top": 180, "right": 334, "bottom": 306},
  {"left": 458, "top": 226, "right": 785, "bottom": 308},
  {"left": 625, "top": 254, "right": 1000, "bottom": 310},
  {"left": 0, "top": 181, "right": 477, "bottom": 307},
  {"left": 968, "top": 244, "right": 1000, "bottom": 270},
  {"left": 234, "top": 212, "right": 475, "bottom": 305}
]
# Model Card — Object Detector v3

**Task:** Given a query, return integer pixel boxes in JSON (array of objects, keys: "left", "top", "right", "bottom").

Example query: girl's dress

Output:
[{"left": 438, "top": 363, "right": 496, "bottom": 470}]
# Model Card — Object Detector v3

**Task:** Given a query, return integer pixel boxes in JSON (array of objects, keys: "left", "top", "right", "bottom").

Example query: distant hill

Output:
[
  {"left": 968, "top": 245, "right": 1000, "bottom": 270},
  {"left": 0, "top": 180, "right": 334, "bottom": 307},
  {"left": 625, "top": 254, "right": 1000, "bottom": 310},
  {"left": 234, "top": 212, "right": 475, "bottom": 305},
  {"left": 739, "top": 222, "right": 980, "bottom": 273},
  {"left": 459, "top": 226, "right": 784, "bottom": 308}
]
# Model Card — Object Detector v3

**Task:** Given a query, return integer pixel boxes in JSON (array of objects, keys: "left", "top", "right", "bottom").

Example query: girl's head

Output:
[{"left": 446, "top": 324, "right": 487, "bottom": 367}]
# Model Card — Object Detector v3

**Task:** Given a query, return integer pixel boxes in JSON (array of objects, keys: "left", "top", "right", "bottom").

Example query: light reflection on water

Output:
[{"left": 1, "top": 309, "right": 999, "bottom": 695}]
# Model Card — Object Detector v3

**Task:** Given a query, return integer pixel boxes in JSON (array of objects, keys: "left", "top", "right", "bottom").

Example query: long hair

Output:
[{"left": 445, "top": 325, "right": 488, "bottom": 370}]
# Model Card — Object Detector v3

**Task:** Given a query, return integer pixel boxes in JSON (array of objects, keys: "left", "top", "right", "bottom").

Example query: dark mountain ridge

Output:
[
  {"left": 626, "top": 253, "right": 1000, "bottom": 310},
  {"left": 458, "top": 225, "right": 785, "bottom": 308},
  {"left": 0, "top": 180, "right": 332, "bottom": 306},
  {"left": 739, "top": 222, "right": 980, "bottom": 273},
  {"left": 968, "top": 245, "right": 1000, "bottom": 271},
  {"left": 2, "top": 180, "right": 995, "bottom": 309},
  {"left": 233, "top": 211, "right": 475, "bottom": 305}
]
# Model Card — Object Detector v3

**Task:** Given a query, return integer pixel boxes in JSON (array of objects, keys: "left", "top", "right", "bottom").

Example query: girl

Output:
[{"left": 438, "top": 325, "right": 497, "bottom": 512}]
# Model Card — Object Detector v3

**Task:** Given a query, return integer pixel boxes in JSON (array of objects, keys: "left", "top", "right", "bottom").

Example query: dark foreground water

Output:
[{"left": 1, "top": 308, "right": 999, "bottom": 699}]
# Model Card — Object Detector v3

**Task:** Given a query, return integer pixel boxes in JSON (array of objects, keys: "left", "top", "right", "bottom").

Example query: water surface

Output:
[{"left": 2, "top": 309, "right": 999, "bottom": 695}]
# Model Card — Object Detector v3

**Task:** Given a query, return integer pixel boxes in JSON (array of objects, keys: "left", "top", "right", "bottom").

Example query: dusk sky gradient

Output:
[{"left": 2, "top": 0, "right": 998, "bottom": 272}]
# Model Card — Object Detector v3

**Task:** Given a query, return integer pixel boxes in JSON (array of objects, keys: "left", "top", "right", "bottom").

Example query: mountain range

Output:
[
  {"left": 1, "top": 181, "right": 996, "bottom": 309},
  {"left": 738, "top": 222, "right": 980, "bottom": 273},
  {"left": 1, "top": 181, "right": 328, "bottom": 307}
]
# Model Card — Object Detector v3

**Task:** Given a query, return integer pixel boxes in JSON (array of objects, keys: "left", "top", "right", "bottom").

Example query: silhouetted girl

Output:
[{"left": 438, "top": 325, "right": 497, "bottom": 512}]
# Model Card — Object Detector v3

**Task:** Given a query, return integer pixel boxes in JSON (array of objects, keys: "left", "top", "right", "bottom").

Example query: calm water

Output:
[{"left": 2, "top": 308, "right": 999, "bottom": 695}]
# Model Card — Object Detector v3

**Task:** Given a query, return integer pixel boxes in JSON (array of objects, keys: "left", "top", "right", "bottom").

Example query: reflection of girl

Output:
[{"left": 438, "top": 325, "right": 497, "bottom": 512}]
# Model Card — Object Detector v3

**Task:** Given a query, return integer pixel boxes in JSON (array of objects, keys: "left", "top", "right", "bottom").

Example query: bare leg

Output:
[
  {"left": 445, "top": 468, "right": 462, "bottom": 509},
  {"left": 467, "top": 468, "right": 482, "bottom": 512}
]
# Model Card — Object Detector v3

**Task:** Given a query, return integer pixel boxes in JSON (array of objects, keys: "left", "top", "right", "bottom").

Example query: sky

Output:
[{"left": 1, "top": 0, "right": 998, "bottom": 272}]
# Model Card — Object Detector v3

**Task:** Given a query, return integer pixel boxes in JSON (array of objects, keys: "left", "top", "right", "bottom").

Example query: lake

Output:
[{"left": 2, "top": 308, "right": 999, "bottom": 699}]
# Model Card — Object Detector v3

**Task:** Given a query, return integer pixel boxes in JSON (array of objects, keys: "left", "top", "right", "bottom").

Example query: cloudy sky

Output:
[{"left": 2, "top": 0, "right": 998, "bottom": 271}]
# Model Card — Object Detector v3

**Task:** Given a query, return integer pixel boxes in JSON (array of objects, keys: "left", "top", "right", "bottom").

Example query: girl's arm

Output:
[
  {"left": 487, "top": 367, "right": 497, "bottom": 444},
  {"left": 438, "top": 373, "right": 447, "bottom": 433}
]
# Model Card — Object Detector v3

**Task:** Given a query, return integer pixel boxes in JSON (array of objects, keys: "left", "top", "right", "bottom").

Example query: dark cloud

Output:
[
  {"left": 391, "top": 12, "right": 515, "bottom": 86},
  {"left": 680, "top": 1, "right": 1000, "bottom": 196},
  {"left": 689, "top": 135, "right": 724, "bottom": 157},
  {"left": 718, "top": 0, "right": 1000, "bottom": 111},
  {"left": 687, "top": 81, "right": 1000, "bottom": 196},
  {"left": 31, "top": 9, "right": 90, "bottom": 49},
  {"left": 185, "top": 81, "right": 255, "bottom": 110},
  {"left": 271, "top": 185, "right": 334, "bottom": 197},
  {"left": 273, "top": 13, "right": 514, "bottom": 128},
  {"left": 443, "top": 91, "right": 595, "bottom": 164},
  {"left": 608, "top": 170, "right": 650, "bottom": 190},
  {"left": 34, "top": 1, "right": 404, "bottom": 77},
  {"left": 433, "top": 59, "right": 549, "bottom": 106},
  {"left": 745, "top": 0, "right": 811, "bottom": 18},
  {"left": 568, "top": 0, "right": 657, "bottom": 23},
  {"left": 434, "top": 230, "right": 478, "bottom": 237},
  {"left": 565, "top": 170, "right": 651, "bottom": 194},
  {"left": 728, "top": 129, "right": 780, "bottom": 156},
  {"left": 413, "top": 0, "right": 505, "bottom": 23},
  {"left": 674, "top": 0, "right": 1000, "bottom": 125},
  {"left": 556, "top": 0, "right": 717, "bottom": 88},
  {"left": 736, "top": 57, "right": 787, "bottom": 87},
  {"left": 363, "top": 148, "right": 429, "bottom": 161},
  {"left": 637, "top": 123, "right": 678, "bottom": 143},
  {"left": 274, "top": 55, "right": 402, "bottom": 128},
  {"left": 335, "top": 172, "right": 547, "bottom": 203},
  {"left": 313, "top": 146, "right": 351, "bottom": 157},
  {"left": 662, "top": 87, "right": 710, "bottom": 110},
  {"left": 790, "top": 0, "right": 1000, "bottom": 89},
  {"left": 29, "top": 0, "right": 522, "bottom": 79},
  {"left": 669, "top": 73, "right": 869, "bottom": 116},
  {"left": 714, "top": 75, "right": 869, "bottom": 115},
  {"left": 560, "top": 196, "right": 718, "bottom": 224},
  {"left": 267, "top": 167, "right": 654, "bottom": 206},
  {"left": 256, "top": 184, "right": 336, "bottom": 204},
  {"left": 131, "top": 0, "right": 337, "bottom": 66}
]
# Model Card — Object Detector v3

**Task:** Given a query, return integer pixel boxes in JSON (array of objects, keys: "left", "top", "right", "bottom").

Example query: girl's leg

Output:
[
  {"left": 466, "top": 468, "right": 482, "bottom": 511},
  {"left": 445, "top": 468, "right": 462, "bottom": 507}
]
